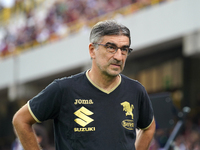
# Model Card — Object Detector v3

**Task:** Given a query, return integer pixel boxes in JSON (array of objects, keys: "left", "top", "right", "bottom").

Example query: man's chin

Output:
[{"left": 107, "top": 69, "right": 121, "bottom": 77}]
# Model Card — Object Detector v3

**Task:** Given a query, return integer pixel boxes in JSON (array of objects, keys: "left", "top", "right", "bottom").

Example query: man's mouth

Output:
[{"left": 111, "top": 64, "right": 121, "bottom": 67}]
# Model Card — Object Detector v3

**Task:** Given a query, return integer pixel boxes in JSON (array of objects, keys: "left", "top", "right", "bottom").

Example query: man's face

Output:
[{"left": 91, "top": 35, "right": 130, "bottom": 77}]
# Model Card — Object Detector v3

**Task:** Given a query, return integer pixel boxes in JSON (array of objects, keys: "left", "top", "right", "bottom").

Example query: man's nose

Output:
[{"left": 113, "top": 48, "right": 124, "bottom": 60}]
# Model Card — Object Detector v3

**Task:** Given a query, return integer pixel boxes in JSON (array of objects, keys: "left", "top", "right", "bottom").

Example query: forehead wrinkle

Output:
[
  {"left": 105, "top": 42, "right": 129, "bottom": 48},
  {"left": 101, "top": 35, "right": 130, "bottom": 47}
]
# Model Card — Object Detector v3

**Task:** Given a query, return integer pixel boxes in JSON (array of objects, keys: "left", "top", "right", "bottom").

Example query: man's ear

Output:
[{"left": 89, "top": 43, "right": 96, "bottom": 59}]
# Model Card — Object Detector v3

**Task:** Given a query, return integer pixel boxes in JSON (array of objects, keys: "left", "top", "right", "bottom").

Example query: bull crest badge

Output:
[{"left": 121, "top": 101, "right": 134, "bottom": 119}]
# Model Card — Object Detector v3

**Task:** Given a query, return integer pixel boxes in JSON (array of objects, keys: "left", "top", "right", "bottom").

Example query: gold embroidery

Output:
[
  {"left": 74, "top": 106, "right": 94, "bottom": 127},
  {"left": 121, "top": 101, "right": 134, "bottom": 119},
  {"left": 74, "top": 99, "right": 94, "bottom": 105},
  {"left": 122, "top": 120, "right": 134, "bottom": 130}
]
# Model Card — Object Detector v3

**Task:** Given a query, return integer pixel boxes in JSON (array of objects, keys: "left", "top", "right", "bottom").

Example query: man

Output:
[{"left": 13, "top": 20, "right": 155, "bottom": 150}]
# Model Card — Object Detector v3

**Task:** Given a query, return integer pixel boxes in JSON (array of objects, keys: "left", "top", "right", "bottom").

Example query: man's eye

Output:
[
  {"left": 121, "top": 48, "right": 128, "bottom": 52},
  {"left": 106, "top": 45, "right": 116, "bottom": 50}
]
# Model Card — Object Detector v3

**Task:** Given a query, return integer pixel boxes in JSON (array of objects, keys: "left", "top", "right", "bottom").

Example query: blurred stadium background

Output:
[{"left": 0, "top": 0, "right": 200, "bottom": 149}]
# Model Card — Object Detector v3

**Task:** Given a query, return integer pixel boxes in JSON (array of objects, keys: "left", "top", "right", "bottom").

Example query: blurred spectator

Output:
[
  {"left": 193, "top": 142, "right": 200, "bottom": 150},
  {"left": 11, "top": 137, "right": 23, "bottom": 150},
  {"left": 33, "top": 124, "right": 55, "bottom": 150},
  {"left": 0, "top": 0, "right": 15, "bottom": 8},
  {"left": 149, "top": 138, "right": 160, "bottom": 150},
  {"left": 173, "top": 135, "right": 186, "bottom": 150},
  {"left": 0, "top": 38, "right": 8, "bottom": 56},
  {"left": 36, "top": 25, "right": 50, "bottom": 44},
  {"left": 184, "top": 129, "right": 200, "bottom": 150},
  {"left": 11, "top": 124, "right": 55, "bottom": 150}
]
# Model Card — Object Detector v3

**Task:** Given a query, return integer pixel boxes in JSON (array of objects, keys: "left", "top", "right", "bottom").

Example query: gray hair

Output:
[{"left": 89, "top": 20, "right": 131, "bottom": 46}]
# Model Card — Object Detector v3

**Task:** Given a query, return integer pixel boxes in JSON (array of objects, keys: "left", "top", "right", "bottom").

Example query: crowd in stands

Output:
[
  {"left": 149, "top": 113, "right": 200, "bottom": 150},
  {"left": 0, "top": 0, "right": 170, "bottom": 58}
]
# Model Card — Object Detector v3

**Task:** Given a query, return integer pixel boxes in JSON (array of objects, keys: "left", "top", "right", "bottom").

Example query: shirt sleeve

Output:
[
  {"left": 137, "top": 87, "right": 154, "bottom": 130},
  {"left": 28, "top": 80, "right": 62, "bottom": 122}
]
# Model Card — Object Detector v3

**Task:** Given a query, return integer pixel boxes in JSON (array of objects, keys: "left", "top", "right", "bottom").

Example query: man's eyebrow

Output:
[
  {"left": 105, "top": 42, "right": 116, "bottom": 46},
  {"left": 105, "top": 42, "right": 129, "bottom": 47}
]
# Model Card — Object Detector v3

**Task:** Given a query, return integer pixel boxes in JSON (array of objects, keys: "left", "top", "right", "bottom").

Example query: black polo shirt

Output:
[{"left": 28, "top": 71, "right": 154, "bottom": 150}]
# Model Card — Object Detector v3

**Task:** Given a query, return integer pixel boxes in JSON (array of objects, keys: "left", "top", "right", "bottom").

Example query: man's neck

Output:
[{"left": 87, "top": 69, "right": 120, "bottom": 92}]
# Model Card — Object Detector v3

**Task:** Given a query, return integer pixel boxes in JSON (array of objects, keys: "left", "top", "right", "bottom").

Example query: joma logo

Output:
[{"left": 74, "top": 99, "right": 94, "bottom": 105}]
